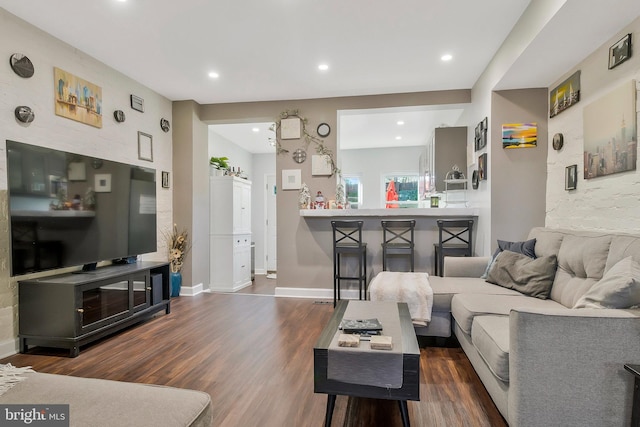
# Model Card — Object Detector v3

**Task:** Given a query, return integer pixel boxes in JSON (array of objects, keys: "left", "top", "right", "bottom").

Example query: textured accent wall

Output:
[
  {"left": 0, "top": 9, "right": 173, "bottom": 356},
  {"left": 546, "top": 18, "right": 640, "bottom": 232}
]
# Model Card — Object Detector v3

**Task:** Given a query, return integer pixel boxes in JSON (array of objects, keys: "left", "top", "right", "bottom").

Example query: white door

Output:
[{"left": 266, "top": 174, "right": 277, "bottom": 272}]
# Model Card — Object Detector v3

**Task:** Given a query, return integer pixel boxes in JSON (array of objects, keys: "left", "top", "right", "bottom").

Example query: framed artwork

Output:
[
  {"left": 474, "top": 118, "right": 487, "bottom": 151},
  {"left": 312, "top": 154, "right": 333, "bottom": 176},
  {"left": 282, "top": 169, "right": 301, "bottom": 190},
  {"left": 502, "top": 123, "right": 537, "bottom": 149},
  {"left": 281, "top": 117, "right": 301, "bottom": 139},
  {"left": 550, "top": 70, "right": 581, "bottom": 118},
  {"left": 583, "top": 80, "right": 637, "bottom": 179},
  {"left": 68, "top": 162, "right": 86, "bottom": 181},
  {"left": 138, "top": 131, "right": 153, "bottom": 162},
  {"left": 478, "top": 153, "right": 487, "bottom": 181},
  {"left": 565, "top": 165, "right": 577, "bottom": 190},
  {"left": 95, "top": 174, "right": 112, "bottom": 193},
  {"left": 54, "top": 67, "right": 103, "bottom": 128},
  {"left": 162, "top": 171, "right": 170, "bottom": 188},
  {"left": 609, "top": 34, "right": 632, "bottom": 69},
  {"left": 130, "top": 95, "right": 144, "bottom": 112}
]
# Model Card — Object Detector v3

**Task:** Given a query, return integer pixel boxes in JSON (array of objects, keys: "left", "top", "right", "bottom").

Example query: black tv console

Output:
[{"left": 18, "top": 261, "right": 171, "bottom": 357}]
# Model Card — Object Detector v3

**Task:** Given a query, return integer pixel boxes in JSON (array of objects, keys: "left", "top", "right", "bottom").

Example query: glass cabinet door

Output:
[
  {"left": 132, "top": 273, "right": 150, "bottom": 313},
  {"left": 80, "top": 281, "right": 130, "bottom": 332}
]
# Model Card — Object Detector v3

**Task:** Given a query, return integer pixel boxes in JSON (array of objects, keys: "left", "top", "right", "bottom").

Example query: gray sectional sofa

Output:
[{"left": 419, "top": 227, "right": 640, "bottom": 427}]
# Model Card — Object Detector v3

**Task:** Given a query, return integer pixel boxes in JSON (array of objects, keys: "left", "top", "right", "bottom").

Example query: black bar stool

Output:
[
  {"left": 381, "top": 220, "right": 416, "bottom": 272},
  {"left": 331, "top": 220, "right": 367, "bottom": 308},
  {"left": 434, "top": 219, "right": 474, "bottom": 276}
]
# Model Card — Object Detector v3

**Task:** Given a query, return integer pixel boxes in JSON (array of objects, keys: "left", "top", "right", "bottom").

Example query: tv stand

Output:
[{"left": 18, "top": 261, "right": 170, "bottom": 357}]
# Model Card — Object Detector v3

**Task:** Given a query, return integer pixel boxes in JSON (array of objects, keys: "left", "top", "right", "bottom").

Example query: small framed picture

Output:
[
  {"left": 281, "top": 117, "right": 301, "bottom": 139},
  {"left": 162, "top": 171, "right": 170, "bottom": 188},
  {"left": 609, "top": 34, "right": 632, "bottom": 69},
  {"left": 281, "top": 169, "right": 301, "bottom": 190},
  {"left": 138, "top": 131, "right": 153, "bottom": 162},
  {"left": 565, "top": 164, "right": 577, "bottom": 190},
  {"left": 95, "top": 174, "right": 112, "bottom": 193},
  {"left": 130, "top": 94, "right": 144, "bottom": 112}
]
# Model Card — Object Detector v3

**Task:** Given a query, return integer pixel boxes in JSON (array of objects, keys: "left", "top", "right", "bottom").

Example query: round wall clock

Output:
[
  {"left": 292, "top": 148, "right": 307, "bottom": 163},
  {"left": 10, "top": 53, "right": 34, "bottom": 78},
  {"left": 552, "top": 133, "right": 564, "bottom": 150},
  {"left": 113, "top": 110, "right": 126, "bottom": 123},
  {"left": 317, "top": 123, "right": 331, "bottom": 138},
  {"left": 160, "top": 118, "right": 171, "bottom": 132},
  {"left": 91, "top": 158, "right": 104, "bottom": 169}
]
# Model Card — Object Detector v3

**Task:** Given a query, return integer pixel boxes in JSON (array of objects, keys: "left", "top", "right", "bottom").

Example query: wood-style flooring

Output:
[{"left": 0, "top": 293, "right": 507, "bottom": 427}]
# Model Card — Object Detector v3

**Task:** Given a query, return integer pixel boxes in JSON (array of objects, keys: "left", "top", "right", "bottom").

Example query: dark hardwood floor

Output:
[{"left": 0, "top": 293, "right": 507, "bottom": 427}]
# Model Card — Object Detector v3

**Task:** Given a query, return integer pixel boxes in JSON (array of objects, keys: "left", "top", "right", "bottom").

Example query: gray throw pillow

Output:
[
  {"left": 486, "top": 251, "right": 557, "bottom": 299},
  {"left": 481, "top": 238, "right": 537, "bottom": 278},
  {"left": 573, "top": 256, "right": 640, "bottom": 309}
]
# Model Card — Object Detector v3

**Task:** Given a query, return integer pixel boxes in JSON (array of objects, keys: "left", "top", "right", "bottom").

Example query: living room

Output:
[{"left": 1, "top": 1, "right": 640, "bottom": 426}]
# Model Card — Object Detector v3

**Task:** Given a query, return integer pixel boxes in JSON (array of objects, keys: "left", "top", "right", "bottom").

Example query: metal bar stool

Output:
[
  {"left": 434, "top": 219, "right": 474, "bottom": 276},
  {"left": 381, "top": 220, "right": 416, "bottom": 272},
  {"left": 331, "top": 220, "right": 367, "bottom": 308}
]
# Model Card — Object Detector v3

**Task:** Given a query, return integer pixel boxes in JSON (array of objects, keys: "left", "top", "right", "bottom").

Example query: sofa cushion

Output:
[
  {"left": 528, "top": 227, "right": 566, "bottom": 258},
  {"left": 451, "top": 293, "right": 565, "bottom": 335},
  {"left": 574, "top": 256, "right": 640, "bottom": 309},
  {"left": 485, "top": 251, "right": 557, "bottom": 299},
  {"left": 428, "top": 276, "right": 521, "bottom": 313},
  {"left": 551, "top": 234, "right": 612, "bottom": 307},
  {"left": 481, "top": 238, "right": 537, "bottom": 278},
  {"left": 471, "top": 316, "right": 510, "bottom": 382},
  {"left": 605, "top": 235, "right": 640, "bottom": 273}
]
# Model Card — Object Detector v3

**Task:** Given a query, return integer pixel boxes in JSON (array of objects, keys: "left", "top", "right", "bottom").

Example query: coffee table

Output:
[{"left": 314, "top": 300, "right": 420, "bottom": 427}]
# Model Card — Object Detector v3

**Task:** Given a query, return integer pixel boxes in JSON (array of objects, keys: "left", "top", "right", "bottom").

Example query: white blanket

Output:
[{"left": 369, "top": 272, "right": 433, "bottom": 326}]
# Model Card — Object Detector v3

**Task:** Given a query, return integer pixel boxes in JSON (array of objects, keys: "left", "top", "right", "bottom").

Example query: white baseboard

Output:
[
  {"left": 255, "top": 268, "right": 267, "bottom": 275},
  {"left": 208, "top": 280, "right": 253, "bottom": 293},
  {"left": 274, "top": 287, "right": 361, "bottom": 300},
  {"left": 0, "top": 339, "right": 18, "bottom": 358},
  {"left": 179, "top": 283, "right": 204, "bottom": 296}
]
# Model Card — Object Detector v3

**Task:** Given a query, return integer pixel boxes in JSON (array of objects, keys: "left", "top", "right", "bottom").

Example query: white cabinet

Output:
[{"left": 209, "top": 177, "right": 252, "bottom": 292}]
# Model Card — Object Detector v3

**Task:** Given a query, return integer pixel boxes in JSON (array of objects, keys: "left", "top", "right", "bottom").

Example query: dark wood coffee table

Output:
[{"left": 314, "top": 300, "right": 420, "bottom": 427}]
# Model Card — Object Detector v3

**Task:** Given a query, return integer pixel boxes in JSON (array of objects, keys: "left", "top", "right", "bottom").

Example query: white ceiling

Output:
[{"left": 3, "top": 1, "right": 640, "bottom": 153}]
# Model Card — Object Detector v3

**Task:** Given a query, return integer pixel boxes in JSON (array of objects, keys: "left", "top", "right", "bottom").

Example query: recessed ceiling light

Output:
[
  {"left": 441, "top": 54, "right": 453, "bottom": 62},
  {"left": 397, "top": 121, "right": 405, "bottom": 126},
  {"left": 318, "top": 64, "right": 329, "bottom": 71},
  {"left": 395, "top": 136, "right": 402, "bottom": 140},
  {"left": 252, "top": 127, "right": 259, "bottom": 132},
  {"left": 208, "top": 71, "right": 219, "bottom": 79}
]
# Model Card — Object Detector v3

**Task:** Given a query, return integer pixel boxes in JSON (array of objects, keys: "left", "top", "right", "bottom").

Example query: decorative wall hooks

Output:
[{"left": 14, "top": 106, "right": 35, "bottom": 124}]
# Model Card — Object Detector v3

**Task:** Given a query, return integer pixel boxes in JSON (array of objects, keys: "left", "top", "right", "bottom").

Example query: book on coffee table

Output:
[
  {"left": 370, "top": 335, "right": 392, "bottom": 350},
  {"left": 340, "top": 318, "right": 383, "bottom": 333}
]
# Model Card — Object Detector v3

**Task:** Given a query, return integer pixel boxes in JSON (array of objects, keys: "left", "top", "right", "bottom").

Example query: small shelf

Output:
[{"left": 11, "top": 210, "right": 96, "bottom": 218}]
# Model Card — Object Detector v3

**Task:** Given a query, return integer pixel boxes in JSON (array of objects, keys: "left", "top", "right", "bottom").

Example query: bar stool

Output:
[
  {"left": 434, "top": 219, "right": 474, "bottom": 277},
  {"left": 331, "top": 220, "right": 367, "bottom": 308},
  {"left": 381, "top": 220, "right": 416, "bottom": 272}
]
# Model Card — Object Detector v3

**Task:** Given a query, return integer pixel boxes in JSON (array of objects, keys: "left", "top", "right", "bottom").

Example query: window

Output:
[
  {"left": 382, "top": 174, "right": 419, "bottom": 207},
  {"left": 342, "top": 175, "right": 362, "bottom": 209}
]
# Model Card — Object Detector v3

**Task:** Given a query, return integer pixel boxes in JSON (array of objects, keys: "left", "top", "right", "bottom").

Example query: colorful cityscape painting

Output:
[
  {"left": 54, "top": 67, "right": 102, "bottom": 128},
  {"left": 501, "top": 123, "right": 537, "bottom": 149},
  {"left": 583, "top": 80, "right": 637, "bottom": 179},
  {"left": 550, "top": 70, "right": 581, "bottom": 118}
]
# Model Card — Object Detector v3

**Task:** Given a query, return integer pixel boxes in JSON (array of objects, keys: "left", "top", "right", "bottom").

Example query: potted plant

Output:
[{"left": 209, "top": 156, "right": 230, "bottom": 176}]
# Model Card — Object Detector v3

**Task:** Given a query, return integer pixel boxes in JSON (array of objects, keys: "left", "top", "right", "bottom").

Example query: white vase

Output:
[{"left": 210, "top": 166, "right": 224, "bottom": 177}]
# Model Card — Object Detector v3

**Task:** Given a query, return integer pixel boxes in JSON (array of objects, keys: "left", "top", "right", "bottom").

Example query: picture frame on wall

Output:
[
  {"left": 565, "top": 165, "right": 577, "bottom": 190},
  {"left": 282, "top": 169, "right": 301, "bottom": 190},
  {"left": 609, "top": 33, "right": 632, "bottom": 69},
  {"left": 478, "top": 153, "right": 487, "bottom": 181},
  {"left": 162, "top": 171, "right": 170, "bottom": 188},
  {"left": 549, "top": 70, "right": 581, "bottom": 118},
  {"left": 138, "top": 131, "right": 153, "bottom": 162}
]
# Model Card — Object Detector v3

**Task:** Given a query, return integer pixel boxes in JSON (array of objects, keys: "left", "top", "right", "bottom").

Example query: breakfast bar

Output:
[{"left": 300, "top": 207, "right": 479, "bottom": 278}]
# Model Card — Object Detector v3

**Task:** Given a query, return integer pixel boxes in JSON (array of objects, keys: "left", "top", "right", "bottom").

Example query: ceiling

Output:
[{"left": 3, "top": 1, "right": 640, "bottom": 153}]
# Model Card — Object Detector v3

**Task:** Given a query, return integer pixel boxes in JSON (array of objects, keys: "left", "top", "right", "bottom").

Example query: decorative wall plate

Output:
[
  {"left": 160, "top": 118, "right": 170, "bottom": 132},
  {"left": 292, "top": 148, "right": 307, "bottom": 163},
  {"left": 472, "top": 170, "right": 479, "bottom": 189},
  {"left": 10, "top": 53, "right": 34, "bottom": 78},
  {"left": 14, "top": 106, "right": 35, "bottom": 123},
  {"left": 317, "top": 123, "right": 331, "bottom": 138},
  {"left": 113, "top": 110, "right": 126, "bottom": 123},
  {"left": 552, "top": 133, "right": 564, "bottom": 150}
]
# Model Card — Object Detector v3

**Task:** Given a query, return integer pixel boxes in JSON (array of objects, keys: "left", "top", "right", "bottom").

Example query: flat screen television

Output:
[{"left": 6, "top": 140, "right": 157, "bottom": 276}]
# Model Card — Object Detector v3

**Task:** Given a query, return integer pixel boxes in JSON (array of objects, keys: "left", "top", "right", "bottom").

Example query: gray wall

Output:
[
  {"left": 489, "top": 89, "right": 548, "bottom": 247},
  {"left": 434, "top": 127, "right": 467, "bottom": 192},
  {"left": 251, "top": 153, "right": 276, "bottom": 273}
]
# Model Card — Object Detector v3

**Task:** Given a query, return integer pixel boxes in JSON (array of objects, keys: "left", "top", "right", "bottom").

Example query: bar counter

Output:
[{"left": 300, "top": 207, "right": 478, "bottom": 279}]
